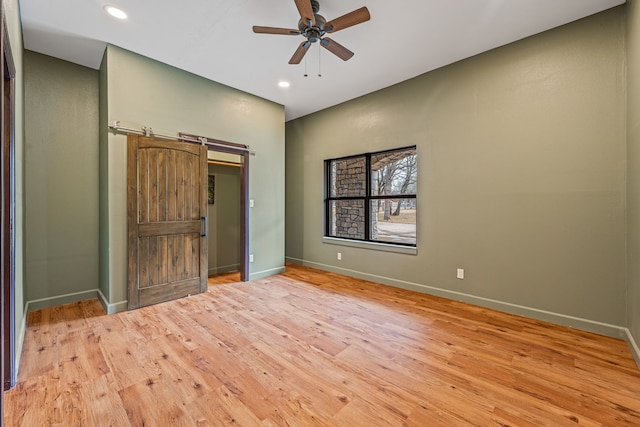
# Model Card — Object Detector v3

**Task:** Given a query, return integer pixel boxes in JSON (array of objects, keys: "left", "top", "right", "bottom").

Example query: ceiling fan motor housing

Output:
[{"left": 298, "top": 14, "right": 326, "bottom": 43}]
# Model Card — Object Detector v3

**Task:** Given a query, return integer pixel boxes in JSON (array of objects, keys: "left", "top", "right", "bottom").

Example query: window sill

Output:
[{"left": 322, "top": 237, "right": 417, "bottom": 255}]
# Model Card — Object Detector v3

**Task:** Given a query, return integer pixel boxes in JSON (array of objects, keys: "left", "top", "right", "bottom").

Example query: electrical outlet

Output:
[
  {"left": 457, "top": 268, "right": 464, "bottom": 279},
  {"left": 249, "top": 254, "right": 254, "bottom": 263},
  {"left": 337, "top": 252, "right": 342, "bottom": 260}
]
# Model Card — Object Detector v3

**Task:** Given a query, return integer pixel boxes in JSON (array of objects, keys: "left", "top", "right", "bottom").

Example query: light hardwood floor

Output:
[{"left": 4, "top": 264, "right": 640, "bottom": 426}]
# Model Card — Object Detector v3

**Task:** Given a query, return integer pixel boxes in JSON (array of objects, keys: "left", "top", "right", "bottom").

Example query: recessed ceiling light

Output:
[
  {"left": 278, "top": 81, "right": 290, "bottom": 88},
  {"left": 105, "top": 6, "right": 127, "bottom": 20}
]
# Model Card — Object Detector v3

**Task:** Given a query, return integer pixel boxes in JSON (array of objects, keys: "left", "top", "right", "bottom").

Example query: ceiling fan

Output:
[{"left": 253, "top": 0, "right": 371, "bottom": 64}]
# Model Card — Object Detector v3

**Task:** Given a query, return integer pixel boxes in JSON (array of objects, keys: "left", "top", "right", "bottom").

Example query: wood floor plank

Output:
[
  {"left": 78, "top": 374, "right": 131, "bottom": 427},
  {"left": 5, "top": 264, "right": 640, "bottom": 426},
  {"left": 118, "top": 377, "right": 194, "bottom": 426}
]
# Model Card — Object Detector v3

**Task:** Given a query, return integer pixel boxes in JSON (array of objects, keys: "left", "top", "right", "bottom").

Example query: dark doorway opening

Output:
[{"left": 180, "top": 134, "right": 250, "bottom": 282}]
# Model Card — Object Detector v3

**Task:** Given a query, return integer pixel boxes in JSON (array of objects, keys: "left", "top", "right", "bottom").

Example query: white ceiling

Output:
[{"left": 20, "top": 0, "right": 625, "bottom": 121}]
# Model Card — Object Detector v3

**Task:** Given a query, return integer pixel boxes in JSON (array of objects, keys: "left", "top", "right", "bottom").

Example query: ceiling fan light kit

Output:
[{"left": 252, "top": 0, "right": 370, "bottom": 65}]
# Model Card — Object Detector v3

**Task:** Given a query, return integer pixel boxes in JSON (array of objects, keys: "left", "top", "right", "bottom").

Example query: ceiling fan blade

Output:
[
  {"left": 289, "top": 41, "right": 312, "bottom": 64},
  {"left": 320, "top": 38, "right": 354, "bottom": 61},
  {"left": 253, "top": 26, "right": 301, "bottom": 35},
  {"left": 324, "top": 7, "right": 370, "bottom": 33},
  {"left": 294, "top": 0, "right": 316, "bottom": 27}
]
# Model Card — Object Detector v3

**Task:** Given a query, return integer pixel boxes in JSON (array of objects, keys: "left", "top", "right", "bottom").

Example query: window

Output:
[{"left": 325, "top": 146, "right": 417, "bottom": 247}]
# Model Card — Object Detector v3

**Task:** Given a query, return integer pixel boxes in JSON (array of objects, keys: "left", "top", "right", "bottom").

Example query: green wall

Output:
[
  {"left": 24, "top": 51, "right": 100, "bottom": 309},
  {"left": 286, "top": 7, "right": 627, "bottom": 338},
  {"left": 627, "top": 0, "right": 640, "bottom": 365},
  {"left": 100, "top": 45, "right": 285, "bottom": 311},
  {"left": 207, "top": 163, "right": 241, "bottom": 275}
]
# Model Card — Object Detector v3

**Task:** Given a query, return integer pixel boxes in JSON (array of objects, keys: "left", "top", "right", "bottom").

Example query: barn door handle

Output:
[{"left": 201, "top": 216, "right": 207, "bottom": 237}]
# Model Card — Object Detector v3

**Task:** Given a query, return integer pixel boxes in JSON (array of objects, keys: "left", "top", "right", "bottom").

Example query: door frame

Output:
[{"left": 1, "top": 7, "right": 15, "bottom": 398}]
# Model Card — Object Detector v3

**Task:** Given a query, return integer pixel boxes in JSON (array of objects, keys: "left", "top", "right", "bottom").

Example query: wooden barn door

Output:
[{"left": 127, "top": 134, "right": 208, "bottom": 309}]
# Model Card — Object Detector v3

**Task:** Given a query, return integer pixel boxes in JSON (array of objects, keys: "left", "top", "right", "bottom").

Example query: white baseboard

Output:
[
  {"left": 26, "top": 289, "right": 100, "bottom": 312},
  {"left": 625, "top": 329, "right": 640, "bottom": 369},
  {"left": 25, "top": 289, "right": 127, "bottom": 316},
  {"left": 249, "top": 266, "right": 286, "bottom": 281},
  {"left": 97, "top": 289, "right": 128, "bottom": 314},
  {"left": 285, "top": 257, "right": 628, "bottom": 341}
]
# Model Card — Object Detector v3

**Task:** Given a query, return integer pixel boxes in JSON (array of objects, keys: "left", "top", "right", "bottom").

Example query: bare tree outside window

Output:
[{"left": 370, "top": 148, "right": 417, "bottom": 245}]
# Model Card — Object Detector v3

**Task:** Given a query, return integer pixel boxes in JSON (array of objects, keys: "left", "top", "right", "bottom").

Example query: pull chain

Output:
[{"left": 302, "top": 44, "right": 322, "bottom": 78}]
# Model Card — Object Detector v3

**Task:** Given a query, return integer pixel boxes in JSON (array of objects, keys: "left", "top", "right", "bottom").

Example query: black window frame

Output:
[{"left": 324, "top": 145, "right": 417, "bottom": 247}]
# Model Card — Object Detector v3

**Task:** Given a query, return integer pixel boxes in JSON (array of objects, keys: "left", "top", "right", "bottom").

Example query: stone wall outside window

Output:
[{"left": 332, "top": 157, "right": 367, "bottom": 239}]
